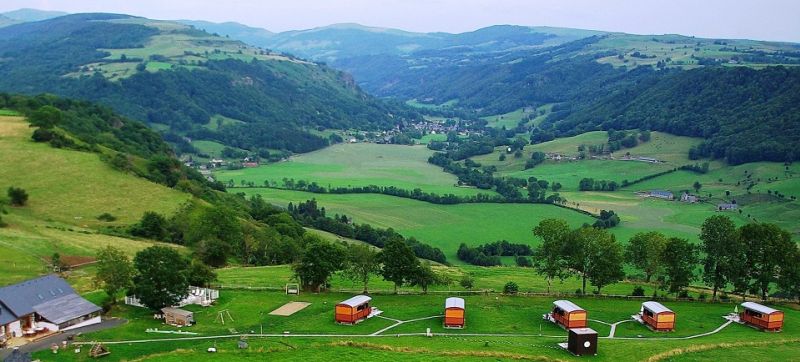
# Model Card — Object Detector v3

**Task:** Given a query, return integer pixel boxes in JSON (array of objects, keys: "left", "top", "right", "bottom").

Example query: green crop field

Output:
[
  {"left": 32, "top": 289, "right": 800, "bottom": 361},
  {"left": 215, "top": 143, "right": 492, "bottom": 196},
  {"left": 237, "top": 188, "right": 594, "bottom": 262}
]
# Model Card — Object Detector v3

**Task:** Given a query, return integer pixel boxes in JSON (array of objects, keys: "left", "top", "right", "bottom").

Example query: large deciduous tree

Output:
[
  {"left": 700, "top": 215, "right": 738, "bottom": 300},
  {"left": 778, "top": 244, "right": 800, "bottom": 302},
  {"left": 292, "top": 236, "right": 345, "bottom": 292},
  {"left": 343, "top": 243, "right": 381, "bottom": 293},
  {"left": 131, "top": 246, "right": 190, "bottom": 310},
  {"left": 740, "top": 223, "right": 794, "bottom": 300},
  {"left": 379, "top": 237, "right": 420, "bottom": 293},
  {"left": 661, "top": 238, "right": 698, "bottom": 295},
  {"left": 586, "top": 232, "right": 624, "bottom": 294},
  {"left": 625, "top": 231, "right": 668, "bottom": 282},
  {"left": 95, "top": 246, "right": 134, "bottom": 303},
  {"left": 532, "top": 218, "right": 570, "bottom": 293}
]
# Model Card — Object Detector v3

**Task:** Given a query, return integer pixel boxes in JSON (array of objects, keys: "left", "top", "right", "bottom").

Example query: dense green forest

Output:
[
  {"left": 548, "top": 66, "right": 800, "bottom": 164},
  {"left": 0, "top": 14, "right": 418, "bottom": 153}
]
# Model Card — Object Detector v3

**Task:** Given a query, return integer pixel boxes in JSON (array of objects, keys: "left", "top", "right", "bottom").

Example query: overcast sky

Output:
[{"left": 2, "top": 0, "right": 799, "bottom": 42}]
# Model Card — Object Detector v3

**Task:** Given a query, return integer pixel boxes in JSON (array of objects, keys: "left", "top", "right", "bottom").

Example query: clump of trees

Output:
[
  {"left": 457, "top": 240, "right": 533, "bottom": 266},
  {"left": 530, "top": 219, "right": 624, "bottom": 294}
]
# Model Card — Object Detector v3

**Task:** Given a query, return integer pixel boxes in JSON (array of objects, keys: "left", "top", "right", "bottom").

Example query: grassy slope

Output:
[
  {"left": 0, "top": 116, "right": 190, "bottom": 286},
  {"left": 215, "top": 143, "right": 493, "bottom": 196},
  {"left": 238, "top": 188, "right": 594, "bottom": 263}
]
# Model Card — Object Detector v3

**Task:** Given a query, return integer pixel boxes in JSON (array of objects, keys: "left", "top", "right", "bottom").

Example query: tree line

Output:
[
  {"left": 529, "top": 215, "right": 800, "bottom": 301},
  {"left": 457, "top": 240, "right": 533, "bottom": 267}
]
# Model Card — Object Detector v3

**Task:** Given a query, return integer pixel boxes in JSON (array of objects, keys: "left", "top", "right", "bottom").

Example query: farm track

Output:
[{"left": 73, "top": 317, "right": 735, "bottom": 346}]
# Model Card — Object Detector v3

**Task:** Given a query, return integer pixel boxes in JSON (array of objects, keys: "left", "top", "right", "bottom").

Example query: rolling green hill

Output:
[{"left": 0, "top": 13, "right": 417, "bottom": 154}]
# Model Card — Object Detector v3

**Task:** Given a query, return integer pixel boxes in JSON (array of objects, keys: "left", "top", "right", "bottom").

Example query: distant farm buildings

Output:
[
  {"left": 717, "top": 203, "right": 738, "bottom": 211},
  {"left": 680, "top": 192, "right": 698, "bottom": 203},
  {"left": 642, "top": 190, "right": 674, "bottom": 200}
]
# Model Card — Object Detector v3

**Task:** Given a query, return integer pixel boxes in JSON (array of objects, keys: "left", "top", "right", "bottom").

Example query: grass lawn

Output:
[
  {"left": 33, "top": 290, "right": 800, "bottom": 361},
  {"left": 216, "top": 143, "right": 492, "bottom": 197},
  {"left": 238, "top": 188, "right": 594, "bottom": 263}
]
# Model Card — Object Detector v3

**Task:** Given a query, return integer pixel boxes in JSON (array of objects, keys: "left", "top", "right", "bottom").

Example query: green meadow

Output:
[
  {"left": 238, "top": 188, "right": 593, "bottom": 262},
  {"left": 33, "top": 289, "right": 800, "bottom": 362},
  {"left": 0, "top": 116, "right": 190, "bottom": 286},
  {"left": 216, "top": 143, "right": 491, "bottom": 196}
]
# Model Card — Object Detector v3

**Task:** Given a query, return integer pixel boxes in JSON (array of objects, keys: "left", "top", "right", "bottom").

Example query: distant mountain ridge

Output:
[
  {"left": 0, "top": 13, "right": 416, "bottom": 154},
  {"left": 0, "top": 8, "right": 67, "bottom": 22}
]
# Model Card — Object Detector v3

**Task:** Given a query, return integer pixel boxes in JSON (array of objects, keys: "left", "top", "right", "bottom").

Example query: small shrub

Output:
[
  {"left": 97, "top": 213, "right": 117, "bottom": 222},
  {"left": 503, "top": 281, "right": 519, "bottom": 295},
  {"left": 678, "top": 290, "right": 690, "bottom": 299},
  {"left": 7, "top": 187, "right": 28, "bottom": 206},
  {"left": 515, "top": 256, "right": 532, "bottom": 267},
  {"left": 631, "top": 286, "right": 646, "bottom": 296},
  {"left": 459, "top": 275, "right": 474, "bottom": 290},
  {"left": 698, "top": 292, "right": 708, "bottom": 301},
  {"left": 575, "top": 288, "right": 583, "bottom": 295}
]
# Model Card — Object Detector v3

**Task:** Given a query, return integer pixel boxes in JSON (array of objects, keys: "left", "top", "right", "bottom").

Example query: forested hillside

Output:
[
  {"left": 0, "top": 14, "right": 416, "bottom": 153},
  {"left": 549, "top": 66, "right": 800, "bottom": 164}
]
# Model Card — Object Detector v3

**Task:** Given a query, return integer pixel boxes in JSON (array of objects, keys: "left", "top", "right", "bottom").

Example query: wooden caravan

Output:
[
  {"left": 551, "top": 300, "right": 587, "bottom": 329},
  {"left": 740, "top": 302, "right": 784, "bottom": 331},
  {"left": 335, "top": 295, "right": 372, "bottom": 324},
  {"left": 641, "top": 301, "right": 675, "bottom": 331},
  {"left": 444, "top": 297, "right": 465, "bottom": 328},
  {"left": 161, "top": 307, "right": 194, "bottom": 327},
  {"left": 566, "top": 328, "right": 598, "bottom": 356}
]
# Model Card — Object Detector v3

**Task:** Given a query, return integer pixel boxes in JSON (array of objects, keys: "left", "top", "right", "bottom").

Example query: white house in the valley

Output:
[{"left": 0, "top": 275, "right": 101, "bottom": 346}]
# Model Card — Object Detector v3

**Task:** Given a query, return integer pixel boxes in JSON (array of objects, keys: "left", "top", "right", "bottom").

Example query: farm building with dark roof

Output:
[{"left": 0, "top": 275, "right": 101, "bottom": 346}]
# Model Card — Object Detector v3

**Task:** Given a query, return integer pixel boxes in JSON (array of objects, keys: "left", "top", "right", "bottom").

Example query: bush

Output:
[
  {"left": 515, "top": 256, "right": 532, "bottom": 267},
  {"left": 503, "top": 281, "right": 519, "bottom": 295},
  {"left": 678, "top": 290, "right": 690, "bottom": 299},
  {"left": 97, "top": 213, "right": 117, "bottom": 222},
  {"left": 575, "top": 288, "right": 583, "bottom": 295},
  {"left": 631, "top": 285, "right": 646, "bottom": 296},
  {"left": 698, "top": 292, "right": 708, "bottom": 301},
  {"left": 459, "top": 275, "right": 474, "bottom": 290},
  {"left": 7, "top": 187, "right": 28, "bottom": 206}
]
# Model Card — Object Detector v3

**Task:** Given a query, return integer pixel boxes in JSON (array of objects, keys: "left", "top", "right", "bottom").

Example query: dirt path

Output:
[{"left": 72, "top": 317, "right": 735, "bottom": 346}]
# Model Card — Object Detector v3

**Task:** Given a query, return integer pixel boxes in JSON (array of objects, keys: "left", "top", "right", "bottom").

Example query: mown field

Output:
[
  {"left": 216, "top": 143, "right": 492, "bottom": 196},
  {"left": 33, "top": 289, "right": 800, "bottom": 361}
]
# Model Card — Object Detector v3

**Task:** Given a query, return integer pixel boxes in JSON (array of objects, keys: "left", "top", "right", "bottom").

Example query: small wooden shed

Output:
[
  {"left": 740, "top": 302, "right": 784, "bottom": 331},
  {"left": 335, "top": 295, "right": 372, "bottom": 324},
  {"left": 551, "top": 300, "right": 588, "bottom": 329},
  {"left": 567, "top": 328, "right": 598, "bottom": 356},
  {"left": 444, "top": 297, "right": 465, "bottom": 328},
  {"left": 161, "top": 307, "right": 194, "bottom": 327},
  {"left": 641, "top": 301, "right": 675, "bottom": 331}
]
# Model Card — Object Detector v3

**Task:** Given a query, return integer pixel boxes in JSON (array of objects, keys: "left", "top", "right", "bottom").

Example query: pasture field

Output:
[
  {"left": 0, "top": 116, "right": 190, "bottom": 227},
  {"left": 215, "top": 264, "right": 673, "bottom": 297},
  {"left": 238, "top": 188, "right": 594, "bottom": 262},
  {"left": 33, "top": 290, "right": 800, "bottom": 361},
  {"left": 481, "top": 108, "right": 529, "bottom": 129},
  {"left": 0, "top": 116, "right": 189, "bottom": 286},
  {"left": 215, "top": 143, "right": 492, "bottom": 196}
]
